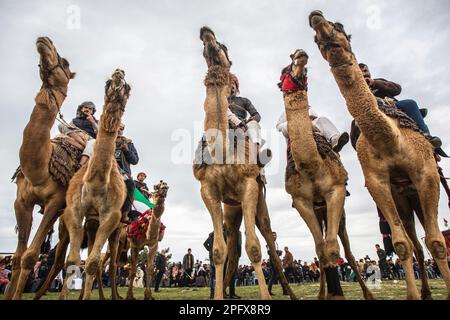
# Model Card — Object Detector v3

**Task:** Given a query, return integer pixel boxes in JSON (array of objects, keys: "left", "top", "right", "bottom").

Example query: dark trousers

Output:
[
  {"left": 154, "top": 270, "right": 164, "bottom": 291},
  {"left": 284, "top": 267, "right": 294, "bottom": 283},
  {"left": 268, "top": 266, "right": 279, "bottom": 292},
  {"left": 395, "top": 99, "right": 430, "bottom": 134},
  {"left": 121, "top": 178, "right": 135, "bottom": 214}
]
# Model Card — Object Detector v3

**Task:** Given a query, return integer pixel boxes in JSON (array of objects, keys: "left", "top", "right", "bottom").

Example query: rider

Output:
[
  {"left": 227, "top": 74, "right": 272, "bottom": 166},
  {"left": 134, "top": 172, "right": 150, "bottom": 199},
  {"left": 358, "top": 63, "right": 444, "bottom": 153},
  {"left": 115, "top": 123, "right": 139, "bottom": 224},
  {"left": 58, "top": 101, "right": 98, "bottom": 166}
]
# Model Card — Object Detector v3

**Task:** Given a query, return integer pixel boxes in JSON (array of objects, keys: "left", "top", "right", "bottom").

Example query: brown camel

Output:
[
  {"left": 193, "top": 26, "right": 289, "bottom": 300},
  {"left": 309, "top": 10, "right": 450, "bottom": 300},
  {"left": 5, "top": 37, "right": 76, "bottom": 300},
  {"left": 126, "top": 180, "right": 169, "bottom": 300},
  {"left": 282, "top": 49, "right": 372, "bottom": 299},
  {"left": 34, "top": 219, "right": 125, "bottom": 300},
  {"left": 59, "top": 69, "right": 131, "bottom": 300}
]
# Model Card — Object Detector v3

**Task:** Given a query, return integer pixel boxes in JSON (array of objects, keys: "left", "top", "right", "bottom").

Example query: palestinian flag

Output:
[{"left": 132, "top": 187, "right": 154, "bottom": 213}]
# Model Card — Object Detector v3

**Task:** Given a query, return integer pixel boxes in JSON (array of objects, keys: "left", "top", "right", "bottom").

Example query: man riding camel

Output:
[
  {"left": 227, "top": 74, "right": 272, "bottom": 166},
  {"left": 358, "top": 63, "right": 446, "bottom": 157}
]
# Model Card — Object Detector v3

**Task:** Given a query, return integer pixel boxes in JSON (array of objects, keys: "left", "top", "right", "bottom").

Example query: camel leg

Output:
[
  {"left": 255, "top": 191, "right": 297, "bottom": 300},
  {"left": 4, "top": 198, "right": 33, "bottom": 300},
  {"left": 200, "top": 184, "right": 227, "bottom": 300},
  {"left": 292, "top": 198, "right": 327, "bottom": 300},
  {"left": 242, "top": 178, "right": 270, "bottom": 300},
  {"left": 144, "top": 243, "right": 158, "bottom": 300},
  {"left": 338, "top": 212, "right": 374, "bottom": 300},
  {"left": 365, "top": 173, "right": 420, "bottom": 300},
  {"left": 223, "top": 205, "right": 242, "bottom": 296},
  {"left": 404, "top": 216, "right": 432, "bottom": 300},
  {"left": 108, "top": 227, "right": 122, "bottom": 300},
  {"left": 411, "top": 171, "right": 450, "bottom": 300},
  {"left": 394, "top": 190, "right": 433, "bottom": 300},
  {"left": 82, "top": 211, "right": 121, "bottom": 300},
  {"left": 34, "top": 223, "right": 70, "bottom": 300},
  {"left": 59, "top": 206, "right": 85, "bottom": 300},
  {"left": 78, "top": 219, "right": 98, "bottom": 300},
  {"left": 318, "top": 259, "right": 326, "bottom": 300},
  {"left": 126, "top": 246, "right": 138, "bottom": 300},
  {"left": 12, "top": 198, "right": 63, "bottom": 300}
]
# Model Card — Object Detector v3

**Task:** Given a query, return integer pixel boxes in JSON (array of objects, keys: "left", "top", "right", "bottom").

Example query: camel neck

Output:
[
  {"left": 203, "top": 65, "right": 230, "bottom": 164},
  {"left": 84, "top": 99, "right": 124, "bottom": 185},
  {"left": 284, "top": 90, "right": 322, "bottom": 171},
  {"left": 331, "top": 62, "right": 399, "bottom": 152},
  {"left": 19, "top": 85, "right": 69, "bottom": 185}
]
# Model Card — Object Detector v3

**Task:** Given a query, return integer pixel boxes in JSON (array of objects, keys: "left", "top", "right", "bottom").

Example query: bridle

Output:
[{"left": 314, "top": 21, "right": 354, "bottom": 68}]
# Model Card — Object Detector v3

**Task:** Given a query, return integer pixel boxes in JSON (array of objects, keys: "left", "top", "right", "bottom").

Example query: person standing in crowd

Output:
[
  {"left": 375, "top": 244, "right": 389, "bottom": 279},
  {"left": 266, "top": 232, "right": 287, "bottom": 295},
  {"left": 115, "top": 123, "right": 139, "bottom": 223},
  {"left": 183, "top": 248, "right": 195, "bottom": 285},
  {"left": 134, "top": 172, "right": 150, "bottom": 199},
  {"left": 154, "top": 250, "right": 167, "bottom": 292},
  {"left": 282, "top": 246, "right": 294, "bottom": 283}
]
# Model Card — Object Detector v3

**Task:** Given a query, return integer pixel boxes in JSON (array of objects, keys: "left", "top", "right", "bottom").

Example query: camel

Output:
[
  {"left": 193, "top": 26, "right": 296, "bottom": 300},
  {"left": 34, "top": 219, "right": 125, "bottom": 300},
  {"left": 126, "top": 180, "right": 169, "bottom": 300},
  {"left": 5, "top": 37, "right": 76, "bottom": 300},
  {"left": 309, "top": 10, "right": 450, "bottom": 300},
  {"left": 59, "top": 68, "right": 131, "bottom": 300},
  {"left": 281, "top": 49, "right": 372, "bottom": 299}
]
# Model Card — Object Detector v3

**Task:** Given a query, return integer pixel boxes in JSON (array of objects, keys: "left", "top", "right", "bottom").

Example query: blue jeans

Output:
[{"left": 395, "top": 99, "right": 430, "bottom": 135}]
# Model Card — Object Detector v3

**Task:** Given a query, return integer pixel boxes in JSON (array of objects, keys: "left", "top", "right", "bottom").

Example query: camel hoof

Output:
[
  {"left": 328, "top": 294, "right": 345, "bottom": 300},
  {"left": 421, "top": 293, "right": 433, "bottom": 300},
  {"left": 364, "top": 291, "right": 376, "bottom": 300}
]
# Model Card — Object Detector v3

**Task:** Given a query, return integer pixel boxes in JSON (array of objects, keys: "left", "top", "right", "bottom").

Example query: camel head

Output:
[
  {"left": 308, "top": 10, "right": 354, "bottom": 68},
  {"left": 290, "top": 49, "right": 309, "bottom": 79},
  {"left": 153, "top": 180, "right": 169, "bottom": 203},
  {"left": 36, "top": 36, "right": 75, "bottom": 87},
  {"left": 200, "top": 26, "right": 232, "bottom": 69},
  {"left": 104, "top": 68, "right": 131, "bottom": 110}
]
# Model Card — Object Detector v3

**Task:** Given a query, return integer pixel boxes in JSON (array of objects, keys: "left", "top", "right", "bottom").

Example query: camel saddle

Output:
[
  {"left": 285, "top": 132, "right": 338, "bottom": 181},
  {"left": 127, "top": 209, "right": 166, "bottom": 241},
  {"left": 12, "top": 134, "right": 85, "bottom": 187}
]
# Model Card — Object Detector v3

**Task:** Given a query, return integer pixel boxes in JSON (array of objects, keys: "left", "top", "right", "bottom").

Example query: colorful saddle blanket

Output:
[
  {"left": 127, "top": 209, "right": 166, "bottom": 240},
  {"left": 12, "top": 134, "right": 83, "bottom": 187}
]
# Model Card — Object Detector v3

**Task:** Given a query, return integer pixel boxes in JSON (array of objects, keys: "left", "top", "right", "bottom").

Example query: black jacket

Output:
[
  {"left": 155, "top": 253, "right": 166, "bottom": 270},
  {"left": 71, "top": 116, "right": 98, "bottom": 138},
  {"left": 115, "top": 136, "right": 139, "bottom": 177},
  {"left": 134, "top": 180, "right": 150, "bottom": 199},
  {"left": 228, "top": 96, "right": 261, "bottom": 123},
  {"left": 370, "top": 78, "right": 402, "bottom": 100}
]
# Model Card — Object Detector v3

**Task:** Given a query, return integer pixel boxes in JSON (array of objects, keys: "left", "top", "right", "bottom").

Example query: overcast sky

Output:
[{"left": 1, "top": 0, "right": 449, "bottom": 265}]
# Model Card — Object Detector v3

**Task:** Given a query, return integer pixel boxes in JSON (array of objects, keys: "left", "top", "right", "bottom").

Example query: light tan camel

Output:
[
  {"left": 5, "top": 37, "right": 76, "bottom": 300},
  {"left": 126, "top": 180, "right": 169, "bottom": 300},
  {"left": 59, "top": 69, "right": 131, "bottom": 300},
  {"left": 309, "top": 10, "right": 450, "bottom": 300},
  {"left": 34, "top": 216, "right": 126, "bottom": 300},
  {"left": 193, "top": 26, "right": 271, "bottom": 300},
  {"left": 282, "top": 49, "right": 372, "bottom": 299}
]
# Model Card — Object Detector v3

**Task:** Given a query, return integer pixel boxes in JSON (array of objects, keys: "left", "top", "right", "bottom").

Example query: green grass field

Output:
[{"left": 7, "top": 279, "right": 448, "bottom": 300}]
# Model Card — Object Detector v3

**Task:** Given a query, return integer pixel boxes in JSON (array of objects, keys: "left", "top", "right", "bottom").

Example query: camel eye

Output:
[{"left": 62, "top": 58, "right": 70, "bottom": 68}]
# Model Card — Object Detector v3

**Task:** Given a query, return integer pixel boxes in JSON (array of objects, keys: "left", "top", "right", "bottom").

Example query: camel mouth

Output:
[
  {"left": 200, "top": 26, "right": 215, "bottom": 42},
  {"left": 36, "top": 37, "right": 55, "bottom": 54},
  {"left": 309, "top": 10, "right": 326, "bottom": 29}
]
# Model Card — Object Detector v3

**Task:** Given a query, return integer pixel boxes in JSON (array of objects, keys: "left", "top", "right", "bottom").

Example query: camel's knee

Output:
[
  {"left": 426, "top": 239, "right": 447, "bottom": 260},
  {"left": 246, "top": 244, "right": 262, "bottom": 263},
  {"left": 21, "top": 251, "right": 37, "bottom": 270},
  {"left": 393, "top": 241, "right": 413, "bottom": 261},
  {"left": 85, "top": 258, "right": 100, "bottom": 276},
  {"left": 213, "top": 248, "right": 226, "bottom": 266}
]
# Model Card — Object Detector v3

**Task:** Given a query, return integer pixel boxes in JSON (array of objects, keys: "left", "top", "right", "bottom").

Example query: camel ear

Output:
[{"left": 70, "top": 72, "right": 76, "bottom": 79}]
